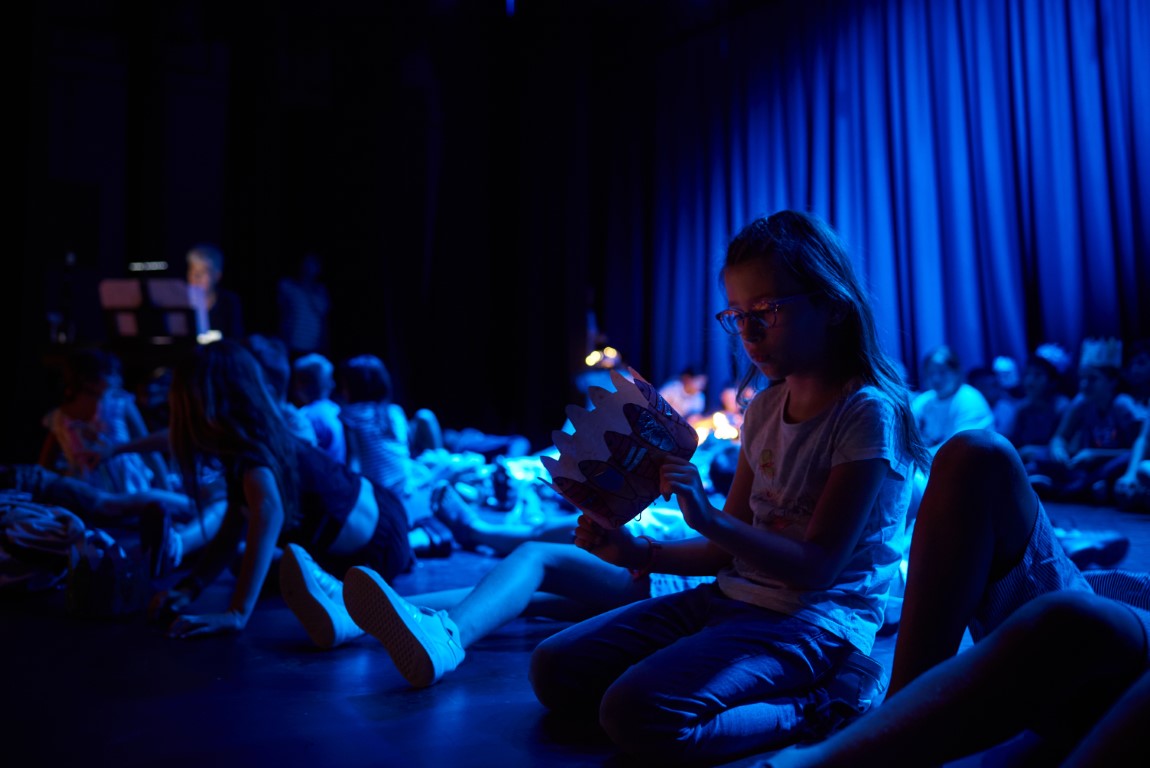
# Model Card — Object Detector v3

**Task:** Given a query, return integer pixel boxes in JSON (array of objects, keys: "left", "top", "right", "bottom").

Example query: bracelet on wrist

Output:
[{"left": 630, "top": 535, "right": 662, "bottom": 580}]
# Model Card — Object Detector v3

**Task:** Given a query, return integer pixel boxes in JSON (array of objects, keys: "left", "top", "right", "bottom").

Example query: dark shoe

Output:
[{"left": 411, "top": 516, "right": 455, "bottom": 559}]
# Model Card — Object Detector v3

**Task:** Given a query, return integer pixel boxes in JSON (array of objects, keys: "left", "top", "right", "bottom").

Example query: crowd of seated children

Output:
[
  {"left": 1025, "top": 338, "right": 1142, "bottom": 504},
  {"left": 8, "top": 217, "right": 1150, "bottom": 767},
  {"left": 40, "top": 347, "right": 172, "bottom": 497},
  {"left": 956, "top": 337, "right": 1150, "bottom": 513},
  {"left": 0, "top": 347, "right": 231, "bottom": 580}
]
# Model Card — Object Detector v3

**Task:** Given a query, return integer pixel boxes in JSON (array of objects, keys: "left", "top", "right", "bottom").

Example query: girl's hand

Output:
[
  {"left": 167, "top": 610, "right": 245, "bottom": 639},
  {"left": 659, "top": 455, "right": 717, "bottom": 535},
  {"left": 573, "top": 514, "right": 643, "bottom": 568}
]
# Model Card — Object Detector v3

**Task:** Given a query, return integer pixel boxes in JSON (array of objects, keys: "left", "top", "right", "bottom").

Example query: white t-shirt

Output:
[
  {"left": 911, "top": 382, "right": 994, "bottom": 452},
  {"left": 717, "top": 381, "right": 913, "bottom": 655}
]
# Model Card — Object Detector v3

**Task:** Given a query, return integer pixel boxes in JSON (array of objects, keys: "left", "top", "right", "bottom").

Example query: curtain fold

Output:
[{"left": 613, "top": 0, "right": 1149, "bottom": 395}]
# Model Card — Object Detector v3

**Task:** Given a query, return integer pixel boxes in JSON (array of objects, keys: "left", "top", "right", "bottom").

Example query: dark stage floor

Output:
[{"left": 4, "top": 500, "right": 1149, "bottom": 768}]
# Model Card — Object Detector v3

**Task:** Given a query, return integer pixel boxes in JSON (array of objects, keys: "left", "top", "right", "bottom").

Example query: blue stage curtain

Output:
[{"left": 617, "top": 0, "right": 1149, "bottom": 392}]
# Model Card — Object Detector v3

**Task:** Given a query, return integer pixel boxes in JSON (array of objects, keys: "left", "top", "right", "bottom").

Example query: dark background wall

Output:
[{"left": 13, "top": 1, "right": 746, "bottom": 462}]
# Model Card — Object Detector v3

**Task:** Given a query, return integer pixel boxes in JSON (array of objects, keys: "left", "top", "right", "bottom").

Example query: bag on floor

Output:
[
  {"left": 0, "top": 491, "right": 86, "bottom": 592},
  {"left": 66, "top": 528, "right": 150, "bottom": 617}
]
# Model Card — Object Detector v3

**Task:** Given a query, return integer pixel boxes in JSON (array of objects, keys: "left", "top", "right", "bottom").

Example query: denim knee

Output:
[
  {"left": 599, "top": 677, "right": 691, "bottom": 761},
  {"left": 529, "top": 635, "right": 591, "bottom": 713}
]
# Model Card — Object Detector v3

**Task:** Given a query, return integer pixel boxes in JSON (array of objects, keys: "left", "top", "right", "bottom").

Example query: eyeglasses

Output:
[{"left": 714, "top": 292, "right": 817, "bottom": 335}]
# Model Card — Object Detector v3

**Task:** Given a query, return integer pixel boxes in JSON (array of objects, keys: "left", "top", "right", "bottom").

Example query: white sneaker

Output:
[
  {"left": 343, "top": 565, "right": 465, "bottom": 688},
  {"left": 279, "top": 543, "right": 363, "bottom": 649}
]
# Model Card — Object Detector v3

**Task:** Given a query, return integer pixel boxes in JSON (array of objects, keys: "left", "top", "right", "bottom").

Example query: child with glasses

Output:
[{"left": 528, "top": 210, "right": 930, "bottom": 764}]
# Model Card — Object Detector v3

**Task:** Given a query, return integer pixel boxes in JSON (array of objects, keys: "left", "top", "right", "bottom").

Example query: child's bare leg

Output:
[
  {"left": 890, "top": 429, "right": 1038, "bottom": 695},
  {"left": 172, "top": 498, "right": 226, "bottom": 554},
  {"left": 446, "top": 541, "right": 645, "bottom": 649},
  {"left": 411, "top": 586, "right": 605, "bottom": 624}
]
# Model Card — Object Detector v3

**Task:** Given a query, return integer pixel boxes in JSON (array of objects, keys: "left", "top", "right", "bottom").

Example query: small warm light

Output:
[
  {"left": 694, "top": 424, "right": 711, "bottom": 444},
  {"left": 197, "top": 330, "right": 223, "bottom": 345},
  {"left": 585, "top": 345, "right": 622, "bottom": 369},
  {"left": 712, "top": 411, "right": 740, "bottom": 441}
]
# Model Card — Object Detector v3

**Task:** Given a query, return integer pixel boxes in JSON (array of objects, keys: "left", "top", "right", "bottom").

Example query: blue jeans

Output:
[{"left": 529, "top": 582, "right": 851, "bottom": 764}]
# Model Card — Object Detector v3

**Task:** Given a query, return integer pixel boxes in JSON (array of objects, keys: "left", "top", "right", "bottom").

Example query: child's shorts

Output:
[{"left": 969, "top": 500, "right": 1092, "bottom": 642}]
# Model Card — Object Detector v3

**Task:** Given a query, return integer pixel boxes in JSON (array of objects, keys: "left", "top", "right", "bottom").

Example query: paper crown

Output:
[
  {"left": 540, "top": 368, "right": 698, "bottom": 529},
  {"left": 1079, "top": 337, "right": 1123, "bottom": 370}
]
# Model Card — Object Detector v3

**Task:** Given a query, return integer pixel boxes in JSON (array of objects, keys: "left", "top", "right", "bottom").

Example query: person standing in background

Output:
[
  {"left": 186, "top": 243, "right": 244, "bottom": 340},
  {"left": 278, "top": 252, "right": 331, "bottom": 358}
]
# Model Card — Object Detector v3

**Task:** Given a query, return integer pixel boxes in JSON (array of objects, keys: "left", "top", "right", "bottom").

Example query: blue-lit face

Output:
[
  {"left": 187, "top": 254, "right": 220, "bottom": 291},
  {"left": 721, "top": 260, "right": 828, "bottom": 382}
]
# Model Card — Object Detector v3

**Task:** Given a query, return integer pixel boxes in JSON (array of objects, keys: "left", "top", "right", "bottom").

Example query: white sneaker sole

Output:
[
  {"left": 344, "top": 566, "right": 437, "bottom": 688},
  {"left": 279, "top": 545, "right": 336, "bottom": 649}
]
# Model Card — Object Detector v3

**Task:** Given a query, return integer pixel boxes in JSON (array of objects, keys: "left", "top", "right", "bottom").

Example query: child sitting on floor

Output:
[{"left": 1030, "top": 338, "right": 1142, "bottom": 503}]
